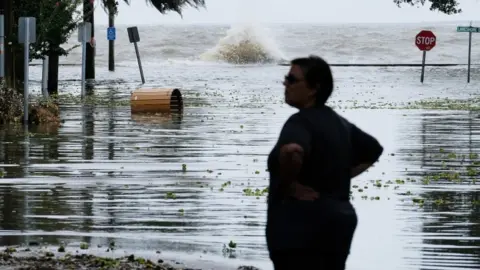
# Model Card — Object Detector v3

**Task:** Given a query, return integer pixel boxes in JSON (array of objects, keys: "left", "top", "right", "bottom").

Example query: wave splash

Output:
[{"left": 200, "top": 23, "right": 287, "bottom": 64}]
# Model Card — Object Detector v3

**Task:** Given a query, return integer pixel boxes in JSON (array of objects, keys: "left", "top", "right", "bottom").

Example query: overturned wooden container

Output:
[{"left": 130, "top": 88, "right": 183, "bottom": 114}]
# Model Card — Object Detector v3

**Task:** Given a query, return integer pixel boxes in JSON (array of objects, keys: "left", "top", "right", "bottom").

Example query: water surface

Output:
[{"left": 2, "top": 22, "right": 480, "bottom": 269}]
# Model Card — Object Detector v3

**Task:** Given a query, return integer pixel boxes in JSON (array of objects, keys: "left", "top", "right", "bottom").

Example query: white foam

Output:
[{"left": 200, "top": 22, "right": 287, "bottom": 64}]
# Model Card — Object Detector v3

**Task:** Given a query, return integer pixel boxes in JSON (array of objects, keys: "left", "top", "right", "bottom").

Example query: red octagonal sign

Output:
[{"left": 415, "top": 30, "right": 436, "bottom": 51}]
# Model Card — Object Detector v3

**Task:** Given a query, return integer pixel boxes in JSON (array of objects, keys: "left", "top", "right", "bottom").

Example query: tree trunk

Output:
[
  {"left": 108, "top": 11, "right": 114, "bottom": 71},
  {"left": 47, "top": 52, "right": 59, "bottom": 96},
  {"left": 0, "top": 2, "right": 4, "bottom": 81},
  {"left": 3, "top": 0, "right": 13, "bottom": 88},
  {"left": 83, "top": 0, "right": 95, "bottom": 80}
]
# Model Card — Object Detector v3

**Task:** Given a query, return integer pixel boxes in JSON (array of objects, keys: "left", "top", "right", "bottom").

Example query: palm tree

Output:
[
  {"left": 393, "top": 0, "right": 461, "bottom": 14},
  {"left": 120, "top": 0, "right": 206, "bottom": 15},
  {"left": 83, "top": 0, "right": 206, "bottom": 79}
]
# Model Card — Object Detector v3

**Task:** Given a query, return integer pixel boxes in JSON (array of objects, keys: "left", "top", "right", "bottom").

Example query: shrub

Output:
[
  {"left": 0, "top": 80, "right": 60, "bottom": 124},
  {"left": 0, "top": 80, "right": 24, "bottom": 124}
]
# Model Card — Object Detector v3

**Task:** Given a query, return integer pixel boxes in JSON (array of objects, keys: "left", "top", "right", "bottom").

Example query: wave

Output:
[{"left": 200, "top": 23, "right": 287, "bottom": 64}]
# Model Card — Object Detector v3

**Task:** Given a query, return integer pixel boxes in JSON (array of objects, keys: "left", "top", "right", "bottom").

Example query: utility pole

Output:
[
  {"left": 0, "top": 3, "right": 5, "bottom": 80},
  {"left": 108, "top": 8, "right": 114, "bottom": 71},
  {"left": 83, "top": 0, "right": 95, "bottom": 80},
  {"left": 2, "top": 0, "right": 15, "bottom": 88}
]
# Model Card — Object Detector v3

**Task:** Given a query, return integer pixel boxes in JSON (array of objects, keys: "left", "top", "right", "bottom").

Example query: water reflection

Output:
[
  {"left": 398, "top": 111, "right": 480, "bottom": 269},
  {"left": 0, "top": 125, "right": 27, "bottom": 246},
  {"left": 82, "top": 105, "right": 95, "bottom": 162},
  {"left": 0, "top": 106, "right": 479, "bottom": 269},
  {"left": 131, "top": 113, "right": 183, "bottom": 127}
]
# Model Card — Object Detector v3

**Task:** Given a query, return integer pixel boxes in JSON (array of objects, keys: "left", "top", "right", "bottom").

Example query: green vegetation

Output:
[
  {"left": 350, "top": 148, "right": 479, "bottom": 208},
  {"left": 0, "top": 0, "right": 207, "bottom": 122},
  {"left": 0, "top": 248, "right": 181, "bottom": 269},
  {"left": 0, "top": 81, "right": 60, "bottom": 124},
  {"left": 222, "top": 240, "right": 237, "bottom": 258},
  {"left": 394, "top": 0, "right": 461, "bottom": 14},
  {"left": 173, "top": 147, "right": 479, "bottom": 211}
]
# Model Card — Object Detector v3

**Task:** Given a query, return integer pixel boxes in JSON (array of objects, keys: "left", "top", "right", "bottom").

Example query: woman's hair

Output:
[{"left": 290, "top": 55, "right": 334, "bottom": 106}]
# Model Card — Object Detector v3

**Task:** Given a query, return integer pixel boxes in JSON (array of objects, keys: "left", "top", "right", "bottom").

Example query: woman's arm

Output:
[
  {"left": 276, "top": 114, "right": 318, "bottom": 201},
  {"left": 351, "top": 163, "right": 373, "bottom": 178},
  {"left": 349, "top": 124, "right": 384, "bottom": 178},
  {"left": 279, "top": 143, "right": 318, "bottom": 201}
]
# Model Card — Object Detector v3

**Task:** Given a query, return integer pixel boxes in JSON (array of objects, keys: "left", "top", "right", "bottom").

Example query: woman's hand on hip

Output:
[{"left": 290, "top": 182, "right": 319, "bottom": 201}]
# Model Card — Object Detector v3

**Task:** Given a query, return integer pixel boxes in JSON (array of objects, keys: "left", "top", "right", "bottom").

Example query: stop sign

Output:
[{"left": 415, "top": 30, "right": 436, "bottom": 51}]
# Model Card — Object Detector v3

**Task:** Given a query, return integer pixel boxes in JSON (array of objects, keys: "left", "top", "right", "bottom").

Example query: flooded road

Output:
[{"left": 1, "top": 64, "right": 480, "bottom": 270}]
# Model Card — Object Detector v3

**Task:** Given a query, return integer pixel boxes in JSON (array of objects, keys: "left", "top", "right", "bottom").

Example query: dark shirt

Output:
[{"left": 266, "top": 105, "right": 383, "bottom": 252}]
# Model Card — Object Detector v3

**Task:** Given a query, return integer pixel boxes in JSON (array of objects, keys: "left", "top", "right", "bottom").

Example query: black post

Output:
[
  {"left": 108, "top": 10, "right": 114, "bottom": 71},
  {"left": 83, "top": 0, "right": 95, "bottom": 80},
  {"left": 47, "top": 52, "right": 59, "bottom": 96},
  {"left": 3, "top": 0, "right": 14, "bottom": 88}
]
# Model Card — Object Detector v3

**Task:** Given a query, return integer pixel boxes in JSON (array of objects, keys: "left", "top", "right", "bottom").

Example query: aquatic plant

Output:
[
  {"left": 80, "top": 242, "right": 89, "bottom": 250},
  {"left": 243, "top": 187, "right": 268, "bottom": 198},
  {"left": 222, "top": 240, "right": 237, "bottom": 258},
  {"left": 346, "top": 148, "right": 480, "bottom": 209},
  {"left": 165, "top": 192, "right": 177, "bottom": 199}
]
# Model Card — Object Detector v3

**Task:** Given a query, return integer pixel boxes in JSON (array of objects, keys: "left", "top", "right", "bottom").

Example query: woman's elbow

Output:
[
  {"left": 372, "top": 142, "right": 384, "bottom": 162},
  {"left": 364, "top": 141, "right": 384, "bottom": 164}
]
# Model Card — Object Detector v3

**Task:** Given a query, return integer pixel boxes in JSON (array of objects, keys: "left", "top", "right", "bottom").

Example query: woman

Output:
[{"left": 266, "top": 55, "right": 384, "bottom": 270}]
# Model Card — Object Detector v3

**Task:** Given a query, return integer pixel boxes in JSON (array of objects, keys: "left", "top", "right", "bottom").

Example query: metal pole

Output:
[
  {"left": 108, "top": 37, "right": 114, "bottom": 71},
  {"left": 420, "top": 50, "right": 426, "bottom": 83},
  {"left": 81, "top": 25, "right": 86, "bottom": 98},
  {"left": 467, "top": 31, "right": 472, "bottom": 83},
  {"left": 108, "top": 12, "right": 115, "bottom": 71},
  {"left": 0, "top": 15, "right": 4, "bottom": 78},
  {"left": 41, "top": 56, "right": 49, "bottom": 98},
  {"left": 133, "top": 42, "right": 145, "bottom": 84},
  {"left": 23, "top": 18, "right": 30, "bottom": 124}
]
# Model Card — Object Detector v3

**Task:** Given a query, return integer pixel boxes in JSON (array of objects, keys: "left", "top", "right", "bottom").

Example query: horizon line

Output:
[{"left": 92, "top": 20, "right": 480, "bottom": 27}]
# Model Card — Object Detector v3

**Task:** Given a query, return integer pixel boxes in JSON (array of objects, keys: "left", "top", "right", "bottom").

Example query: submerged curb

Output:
[
  {"left": 0, "top": 247, "right": 262, "bottom": 270},
  {"left": 0, "top": 251, "right": 182, "bottom": 270}
]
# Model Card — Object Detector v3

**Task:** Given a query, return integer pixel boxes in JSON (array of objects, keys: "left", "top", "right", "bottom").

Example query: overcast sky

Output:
[{"left": 94, "top": 0, "right": 480, "bottom": 25}]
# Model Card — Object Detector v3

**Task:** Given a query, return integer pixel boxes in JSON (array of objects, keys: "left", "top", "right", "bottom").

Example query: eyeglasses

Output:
[{"left": 284, "top": 74, "right": 303, "bottom": 84}]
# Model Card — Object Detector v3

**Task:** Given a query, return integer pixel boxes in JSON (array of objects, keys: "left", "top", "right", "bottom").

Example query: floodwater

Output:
[{"left": 1, "top": 21, "right": 480, "bottom": 270}]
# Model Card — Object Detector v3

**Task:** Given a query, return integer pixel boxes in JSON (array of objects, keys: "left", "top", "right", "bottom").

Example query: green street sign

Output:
[{"left": 457, "top": 26, "right": 480, "bottom": 33}]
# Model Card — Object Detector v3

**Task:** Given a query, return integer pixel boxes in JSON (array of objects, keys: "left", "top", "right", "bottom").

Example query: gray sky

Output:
[{"left": 94, "top": 0, "right": 480, "bottom": 25}]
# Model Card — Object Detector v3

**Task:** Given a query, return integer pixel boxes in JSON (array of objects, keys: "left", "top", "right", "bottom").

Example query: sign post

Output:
[
  {"left": 107, "top": 26, "right": 115, "bottom": 71},
  {"left": 41, "top": 56, "right": 49, "bottom": 98},
  {"left": 415, "top": 30, "right": 436, "bottom": 83},
  {"left": 127, "top": 26, "right": 145, "bottom": 84},
  {"left": 18, "top": 17, "right": 36, "bottom": 124},
  {"left": 457, "top": 23, "right": 479, "bottom": 83},
  {"left": 78, "top": 22, "right": 92, "bottom": 98}
]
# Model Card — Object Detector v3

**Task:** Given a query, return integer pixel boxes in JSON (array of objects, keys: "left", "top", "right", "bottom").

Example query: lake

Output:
[{"left": 1, "top": 22, "right": 479, "bottom": 269}]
